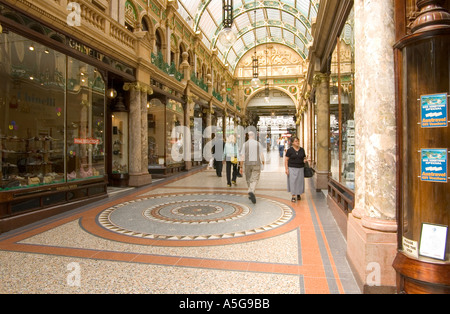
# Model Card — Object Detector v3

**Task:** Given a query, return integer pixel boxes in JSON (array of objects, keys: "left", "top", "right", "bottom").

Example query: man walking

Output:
[{"left": 239, "top": 131, "right": 265, "bottom": 204}]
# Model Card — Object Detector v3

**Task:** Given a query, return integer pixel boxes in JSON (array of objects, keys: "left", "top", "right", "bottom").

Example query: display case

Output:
[
  {"left": 0, "top": 30, "right": 107, "bottom": 231},
  {"left": 147, "top": 96, "right": 185, "bottom": 176},
  {"left": 393, "top": 29, "right": 450, "bottom": 294},
  {"left": 110, "top": 111, "right": 129, "bottom": 186}
]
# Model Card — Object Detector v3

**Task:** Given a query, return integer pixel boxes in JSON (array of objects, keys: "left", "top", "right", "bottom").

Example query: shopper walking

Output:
[
  {"left": 223, "top": 134, "right": 239, "bottom": 187},
  {"left": 285, "top": 137, "right": 306, "bottom": 202},
  {"left": 239, "top": 131, "right": 265, "bottom": 204},
  {"left": 278, "top": 136, "right": 285, "bottom": 157},
  {"left": 212, "top": 133, "right": 224, "bottom": 177}
]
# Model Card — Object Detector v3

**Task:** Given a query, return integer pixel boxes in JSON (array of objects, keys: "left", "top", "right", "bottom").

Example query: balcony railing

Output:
[
  {"left": 151, "top": 52, "right": 184, "bottom": 82},
  {"left": 190, "top": 73, "right": 208, "bottom": 92}
]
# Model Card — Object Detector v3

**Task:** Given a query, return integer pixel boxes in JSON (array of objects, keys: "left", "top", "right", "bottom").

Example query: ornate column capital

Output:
[
  {"left": 313, "top": 72, "right": 329, "bottom": 87},
  {"left": 123, "top": 82, "right": 154, "bottom": 95}
]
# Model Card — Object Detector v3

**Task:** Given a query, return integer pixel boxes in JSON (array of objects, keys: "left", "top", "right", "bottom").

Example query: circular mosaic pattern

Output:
[
  {"left": 143, "top": 199, "right": 249, "bottom": 224},
  {"left": 97, "top": 193, "right": 293, "bottom": 241}
]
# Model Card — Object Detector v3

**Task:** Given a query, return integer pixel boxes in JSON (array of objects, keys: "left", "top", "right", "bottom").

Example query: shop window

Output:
[
  {"left": 0, "top": 32, "right": 65, "bottom": 190},
  {"left": 166, "top": 99, "right": 184, "bottom": 166},
  {"left": 66, "top": 57, "right": 105, "bottom": 182},
  {"left": 329, "top": 11, "right": 355, "bottom": 190},
  {"left": 147, "top": 98, "right": 185, "bottom": 168},
  {"left": 0, "top": 31, "right": 105, "bottom": 191},
  {"left": 148, "top": 98, "right": 165, "bottom": 167}
]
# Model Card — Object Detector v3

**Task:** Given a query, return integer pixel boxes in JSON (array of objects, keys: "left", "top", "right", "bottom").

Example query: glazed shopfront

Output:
[{"left": 0, "top": 3, "right": 134, "bottom": 232}]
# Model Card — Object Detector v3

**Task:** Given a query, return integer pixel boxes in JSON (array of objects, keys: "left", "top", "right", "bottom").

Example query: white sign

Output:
[
  {"left": 402, "top": 237, "right": 418, "bottom": 259},
  {"left": 420, "top": 223, "right": 448, "bottom": 261}
]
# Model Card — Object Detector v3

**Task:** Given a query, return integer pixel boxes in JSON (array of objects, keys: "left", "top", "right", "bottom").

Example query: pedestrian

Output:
[
  {"left": 239, "top": 131, "right": 265, "bottom": 204},
  {"left": 285, "top": 136, "right": 306, "bottom": 202},
  {"left": 223, "top": 134, "right": 239, "bottom": 187},
  {"left": 212, "top": 133, "right": 224, "bottom": 177},
  {"left": 278, "top": 136, "right": 285, "bottom": 157}
]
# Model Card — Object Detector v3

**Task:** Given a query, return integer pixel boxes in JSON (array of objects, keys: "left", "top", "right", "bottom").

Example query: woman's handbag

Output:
[
  {"left": 231, "top": 156, "right": 238, "bottom": 164},
  {"left": 304, "top": 162, "right": 314, "bottom": 178}
]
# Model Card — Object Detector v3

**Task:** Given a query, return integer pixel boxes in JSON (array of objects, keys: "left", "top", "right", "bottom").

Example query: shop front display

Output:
[
  {"left": 0, "top": 27, "right": 107, "bottom": 231},
  {"left": 110, "top": 110, "right": 129, "bottom": 186},
  {"left": 147, "top": 96, "right": 185, "bottom": 176},
  {"left": 326, "top": 11, "right": 356, "bottom": 220}
]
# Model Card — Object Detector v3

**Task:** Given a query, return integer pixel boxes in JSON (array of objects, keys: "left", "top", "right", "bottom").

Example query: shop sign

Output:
[
  {"left": 420, "top": 93, "right": 448, "bottom": 128},
  {"left": 68, "top": 39, "right": 105, "bottom": 62},
  {"left": 420, "top": 148, "right": 448, "bottom": 183},
  {"left": 74, "top": 138, "right": 100, "bottom": 145}
]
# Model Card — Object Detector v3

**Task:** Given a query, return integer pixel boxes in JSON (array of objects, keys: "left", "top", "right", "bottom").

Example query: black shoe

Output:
[
  {"left": 291, "top": 197, "right": 297, "bottom": 203},
  {"left": 248, "top": 192, "right": 256, "bottom": 204},
  {"left": 297, "top": 195, "right": 301, "bottom": 200}
]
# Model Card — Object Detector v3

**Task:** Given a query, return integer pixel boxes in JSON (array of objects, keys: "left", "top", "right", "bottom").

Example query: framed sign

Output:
[
  {"left": 420, "top": 148, "right": 448, "bottom": 183},
  {"left": 420, "top": 93, "right": 448, "bottom": 128},
  {"left": 419, "top": 223, "right": 448, "bottom": 261}
]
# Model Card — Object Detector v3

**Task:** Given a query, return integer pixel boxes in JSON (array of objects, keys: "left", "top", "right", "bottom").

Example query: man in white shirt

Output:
[{"left": 239, "top": 131, "right": 265, "bottom": 204}]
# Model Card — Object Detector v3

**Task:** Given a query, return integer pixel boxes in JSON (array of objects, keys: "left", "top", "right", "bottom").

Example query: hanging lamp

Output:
[
  {"left": 218, "top": 0, "right": 237, "bottom": 48},
  {"left": 250, "top": 2, "right": 261, "bottom": 89}
]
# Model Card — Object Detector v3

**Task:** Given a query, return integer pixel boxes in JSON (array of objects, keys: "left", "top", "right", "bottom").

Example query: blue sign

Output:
[
  {"left": 421, "top": 149, "right": 448, "bottom": 183},
  {"left": 421, "top": 93, "right": 448, "bottom": 128}
]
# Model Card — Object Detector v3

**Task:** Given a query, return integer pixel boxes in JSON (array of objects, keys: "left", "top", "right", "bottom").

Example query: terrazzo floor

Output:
[{"left": 0, "top": 151, "right": 361, "bottom": 294}]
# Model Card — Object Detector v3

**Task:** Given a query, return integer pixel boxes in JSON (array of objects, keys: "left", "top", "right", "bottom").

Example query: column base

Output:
[
  {"left": 128, "top": 173, "right": 152, "bottom": 187},
  {"left": 313, "top": 170, "right": 329, "bottom": 191},
  {"left": 347, "top": 214, "right": 397, "bottom": 294}
]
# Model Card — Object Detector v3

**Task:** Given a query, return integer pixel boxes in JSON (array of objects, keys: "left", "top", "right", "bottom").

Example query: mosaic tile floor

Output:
[{"left": 0, "top": 152, "right": 361, "bottom": 294}]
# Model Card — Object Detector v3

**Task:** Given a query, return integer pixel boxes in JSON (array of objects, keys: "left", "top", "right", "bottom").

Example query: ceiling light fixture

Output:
[
  {"left": 251, "top": 1, "right": 261, "bottom": 89},
  {"left": 218, "top": 0, "right": 237, "bottom": 48},
  {"left": 264, "top": 38, "right": 270, "bottom": 103}
]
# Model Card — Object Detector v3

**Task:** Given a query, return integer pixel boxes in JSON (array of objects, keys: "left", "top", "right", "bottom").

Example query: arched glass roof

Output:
[{"left": 177, "top": 0, "right": 319, "bottom": 71}]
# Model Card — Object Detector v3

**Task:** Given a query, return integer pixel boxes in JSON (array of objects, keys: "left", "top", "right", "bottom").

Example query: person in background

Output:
[
  {"left": 284, "top": 136, "right": 306, "bottom": 202},
  {"left": 212, "top": 133, "right": 224, "bottom": 177},
  {"left": 239, "top": 131, "right": 265, "bottom": 204},
  {"left": 278, "top": 136, "right": 285, "bottom": 158},
  {"left": 223, "top": 134, "right": 239, "bottom": 187}
]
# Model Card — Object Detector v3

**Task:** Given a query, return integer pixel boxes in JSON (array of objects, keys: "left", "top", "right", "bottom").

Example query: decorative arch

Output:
[
  {"left": 140, "top": 14, "right": 155, "bottom": 33},
  {"left": 244, "top": 86, "right": 298, "bottom": 112}
]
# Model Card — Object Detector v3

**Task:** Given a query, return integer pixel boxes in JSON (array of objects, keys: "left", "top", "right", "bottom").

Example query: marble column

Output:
[
  {"left": 347, "top": 0, "right": 397, "bottom": 293},
  {"left": 124, "top": 82, "right": 152, "bottom": 187},
  {"left": 128, "top": 87, "right": 141, "bottom": 177},
  {"left": 313, "top": 72, "right": 330, "bottom": 191},
  {"left": 141, "top": 92, "right": 149, "bottom": 174},
  {"left": 354, "top": 0, "right": 397, "bottom": 229}
]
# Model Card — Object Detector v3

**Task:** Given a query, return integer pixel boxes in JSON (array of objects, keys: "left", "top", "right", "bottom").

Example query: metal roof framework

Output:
[{"left": 177, "top": 0, "right": 319, "bottom": 70}]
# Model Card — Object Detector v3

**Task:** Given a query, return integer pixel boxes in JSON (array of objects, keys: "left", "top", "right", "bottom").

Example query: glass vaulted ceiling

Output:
[{"left": 177, "top": 0, "right": 319, "bottom": 71}]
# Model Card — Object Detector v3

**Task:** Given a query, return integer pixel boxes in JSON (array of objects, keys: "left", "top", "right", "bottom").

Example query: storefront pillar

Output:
[
  {"left": 313, "top": 72, "right": 330, "bottom": 191},
  {"left": 124, "top": 82, "right": 152, "bottom": 187},
  {"left": 347, "top": 0, "right": 397, "bottom": 293},
  {"left": 141, "top": 91, "right": 149, "bottom": 174}
]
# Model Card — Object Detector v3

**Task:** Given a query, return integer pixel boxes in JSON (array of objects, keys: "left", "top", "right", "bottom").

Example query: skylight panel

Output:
[
  {"left": 266, "top": 8, "right": 281, "bottom": 21},
  {"left": 281, "top": 11, "right": 295, "bottom": 25}
]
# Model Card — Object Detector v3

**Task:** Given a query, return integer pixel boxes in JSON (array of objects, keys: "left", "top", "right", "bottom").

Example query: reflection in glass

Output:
[
  {"left": 329, "top": 9, "right": 355, "bottom": 190},
  {"left": 0, "top": 32, "right": 65, "bottom": 190},
  {"left": 66, "top": 57, "right": 105, "bottom": 181}
]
